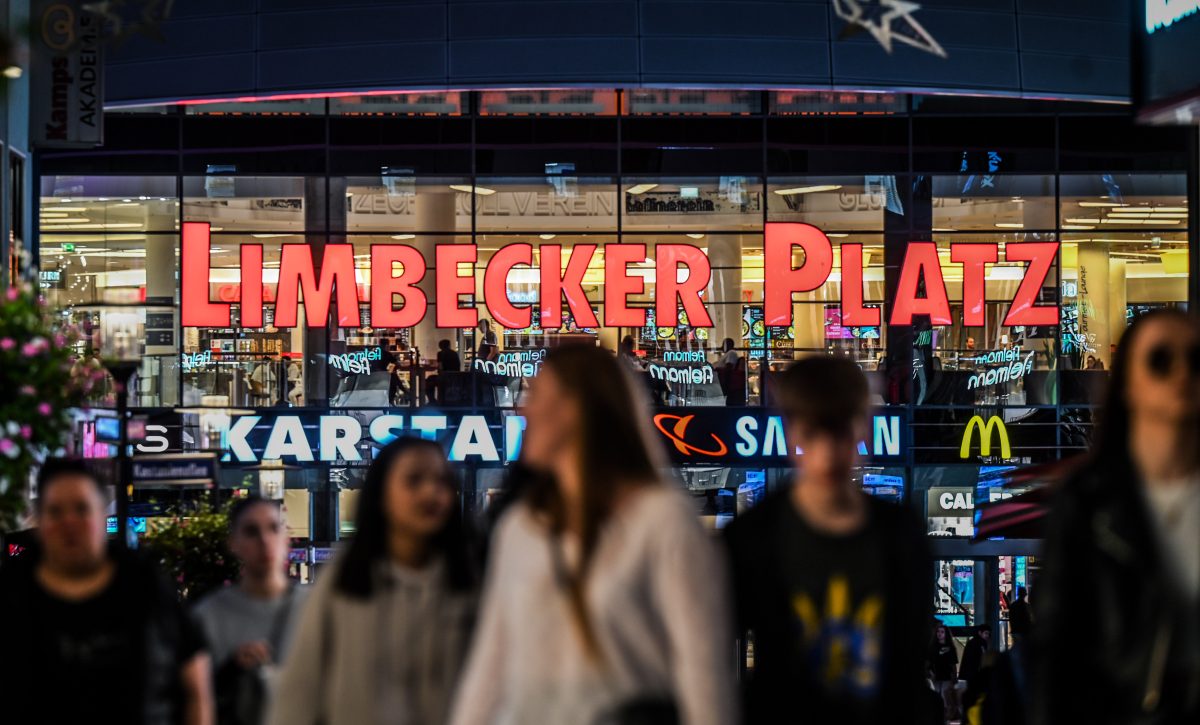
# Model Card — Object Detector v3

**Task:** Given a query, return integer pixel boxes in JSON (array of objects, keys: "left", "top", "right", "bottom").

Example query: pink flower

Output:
[
  {"left": 37, "top": 403, "right": 52, "bottom": 416},
  {"left": 18, "top": 385, "right": 34, "bottom": 396},
  {"left": 4, "top": 288, "right": 17, "bottom": 301},
  {"left": 0, "top": 338, "right": 13, "bottom": 351},
  {"left": 0, "top": 439, "right": 17, "bottom": 459},
  {"left": 19, "top": 426, "right": 31, "bottom": 440},
  {"left": 54, "top": 333, "right": 66, "bottom": 347}
]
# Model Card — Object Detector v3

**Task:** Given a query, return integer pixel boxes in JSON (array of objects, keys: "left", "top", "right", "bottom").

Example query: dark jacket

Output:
[
  {"left": 959, "top": 634, "right": 987, "bottom": 684},
  {"left": 929, "top": 639, "right": 958, "bottom": 681},
  {"left": 726, "top": 491, "right": 933, "bottom": 725},
  {"left": 1034, "top": 460, "right": 1200, "bottom": 725}
]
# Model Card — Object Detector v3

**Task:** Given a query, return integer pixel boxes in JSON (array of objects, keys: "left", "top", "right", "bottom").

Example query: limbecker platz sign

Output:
[{"left": 181, "top": 222, "right": 1058, "bottom": 330}]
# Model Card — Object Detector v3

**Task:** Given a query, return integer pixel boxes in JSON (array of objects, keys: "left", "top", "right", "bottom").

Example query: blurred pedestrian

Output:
[
  {"left": 194, "top": 497, "right": 307, "bottom": 725},
  {"left": 958, "top": 623, "right": 990, "bottom": 693},
  {"left": 0, "top": 459, "right": 213, "bottom": 725},
  {"left": 450, "top": 345, "right": 737, "bottom": 725},
  {"left": 1006, "top": 586, "right": 1031, "bottom": 641},
  {"left": 476, "top": 319, "right": 499, "bottom": 363},
  {"left": 929, "top": 625, "right": 960, "bottom": 722},
  {"left": 725, "top": 356, "right": 932, "bottom": 725},
  {"left": 426, "top": 338, "right": 462, "bottom": 405},
  {"left": 268, "top": 437, "right": 479, "bottom": 725},
  {"left": 1036, "top": 310, "right": 1200, "bottom": 725},
  {"left": 716, "top": 337, "right": 746, "bottom": 405}
]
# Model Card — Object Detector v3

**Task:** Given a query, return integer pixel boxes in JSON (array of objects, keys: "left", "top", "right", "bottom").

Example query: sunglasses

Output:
[{"left": 1145, "top": 342, "right": 1200, "bottom": 379}]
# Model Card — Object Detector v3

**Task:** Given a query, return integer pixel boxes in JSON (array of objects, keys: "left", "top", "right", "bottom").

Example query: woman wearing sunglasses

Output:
[{"left": 1036, "top": 310, "right": 1200, "bottom": 725}]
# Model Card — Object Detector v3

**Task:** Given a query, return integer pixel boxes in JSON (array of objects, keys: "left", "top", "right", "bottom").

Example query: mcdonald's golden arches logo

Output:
[{"left": 960, "top": 415, "right": 1011, "bottom": 459}]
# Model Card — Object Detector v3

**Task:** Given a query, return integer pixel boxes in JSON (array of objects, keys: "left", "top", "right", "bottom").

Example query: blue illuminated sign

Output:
[{"left": 1147, "top": 1, "right": 1200, "bottom": 33}]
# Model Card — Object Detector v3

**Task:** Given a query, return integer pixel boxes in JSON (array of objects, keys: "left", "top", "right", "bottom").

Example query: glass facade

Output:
[{"left": 36, "top": 91, "right": 1195, "bottom": 623}]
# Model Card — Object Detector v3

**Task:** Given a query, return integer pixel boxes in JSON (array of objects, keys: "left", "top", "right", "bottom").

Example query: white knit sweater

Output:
[{"left": 449, "top": 485, "right": 739, "bottom": 725}]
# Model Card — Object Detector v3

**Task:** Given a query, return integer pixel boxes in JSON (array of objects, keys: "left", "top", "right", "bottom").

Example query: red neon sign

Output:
[{"left": 180, "top": 222, "right": 1059, "bottom": 330}]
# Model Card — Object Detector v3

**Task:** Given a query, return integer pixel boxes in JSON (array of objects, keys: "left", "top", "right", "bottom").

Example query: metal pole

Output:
[{"left": 107, "top": 362, "right": 138, "bottom": 549}]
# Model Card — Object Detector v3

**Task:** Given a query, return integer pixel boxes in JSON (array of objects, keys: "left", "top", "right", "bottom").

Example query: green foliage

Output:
[
  {"left": 143, "top": 498, "right": 241, "bottom": 602},
  {"left": 0, "top": 282, "right": 94, "bottom": 532}
]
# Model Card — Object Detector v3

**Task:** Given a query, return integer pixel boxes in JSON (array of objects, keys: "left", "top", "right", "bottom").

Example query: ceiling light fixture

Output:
[
  {"left": 625, "top": 183, "right": 659, "bottom": 195},
  {"left": 772, "top": 184, "right": 843, "bottom": 196},
  {"left": 448, "top": 185, "right": 495, "bottom": 196}
]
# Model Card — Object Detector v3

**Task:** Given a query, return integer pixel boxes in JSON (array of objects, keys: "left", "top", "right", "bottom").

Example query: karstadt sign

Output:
[{"left": 218, "top": 409, "right": 905, "bottom": 465}]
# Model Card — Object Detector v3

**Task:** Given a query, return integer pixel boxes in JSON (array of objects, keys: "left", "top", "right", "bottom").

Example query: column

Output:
[
  {"left": 413, "top": 190, "right": 458, "bottom": 359},
  {"left": 706, "top": 234, "right": 743, "bottom": 350},
  {"left": 1077, "top": 245, "right": 1111, "bottom": 367},
  {"left": 144, "top": 235, "right": 178, "bottom": 405},
  {"left": 1108, "top": 259, "right": 1128, "bottom": 360}
]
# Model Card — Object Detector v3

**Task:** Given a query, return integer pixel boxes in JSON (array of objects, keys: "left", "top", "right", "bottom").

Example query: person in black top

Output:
[
  {"left": 426, "top": 338, "right": 462, "bottom": 404},
  {"left": 1007, "top": 586, "right": 1032, "bottom": 640},
  {"left": 0, "top": 459, "right": 212, "bottom": 725},
  {"left": 725, "top": 356, "right": 933, "bottom": 725},
  {"left": 928, "top": 624, "right": 960, "bottom": 722},
  {"left": 475, "top": 319, "right": 499, "bottom": 363},
  {"left": 958, "top": 623, "right": 990, "bottom": 690},
  {"left": 437, "top": 338, "right": 462, "bottom": 373}
]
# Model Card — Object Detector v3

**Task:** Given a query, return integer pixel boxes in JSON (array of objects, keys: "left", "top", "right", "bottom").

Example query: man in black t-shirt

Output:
[
  {"left": 725, "top": 357, "right": 933, "bottom": 725},
  {"left": 0, "top": 459, "right": 212, "bottom": 725}
]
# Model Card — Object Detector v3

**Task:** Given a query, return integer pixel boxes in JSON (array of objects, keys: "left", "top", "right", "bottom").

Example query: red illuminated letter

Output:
[
  {"left": 655, "top": 244, "right": 713, "bottom": 327},
  {"left": 483, "top": 243, "right": 534, "bottom": 329},
  {"left": 274, "top": 244, "right": 361, "bottom": 328},
  {"left": 951, "top": 243, "right": 998, "bottom": 327},
  {"left": 371, "top": 245, "right": 427, "bottom": 328},
  {"left": 239, "top": 245, "right": 264, "bottom": 328},
  {"left": 839, "top": 243, "right": 879, "bottom": 327},
  {"left": 889, "top": 242, "right": 952, "bottom": 325},
  {"left": 764, "top": 223, "right": 834, "bottom": 326},
  {"left": 605, "top": 244, "right": 647, "bottom": 327},
  {"left": 540, "top": 244, "right": 600, "bottom": 328},
  {"left": 1003, "top": 242, "right": 1060, "bottom": 326},
  {"left": 436, "top": 244, "right": 478, "bottom": 328},
  {"left": 181, "top": 222, "right": 230, "bottom": 327}
]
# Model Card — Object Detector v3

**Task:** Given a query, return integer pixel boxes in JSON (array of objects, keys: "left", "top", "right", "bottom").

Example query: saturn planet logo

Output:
[{"left": 653, "top": 414, "right": 729, "bottom": 457}]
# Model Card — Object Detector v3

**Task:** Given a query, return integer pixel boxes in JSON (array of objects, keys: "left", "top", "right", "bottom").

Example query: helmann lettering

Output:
[
  {"left": 960, "top": 415, "right": 1011, "bottom": 459},
  {"left": 648, "top": 362, "right": 715, "bottom": 385},
  {"left": 181, "top": 222, "right": 1059, "bottom": 330}
]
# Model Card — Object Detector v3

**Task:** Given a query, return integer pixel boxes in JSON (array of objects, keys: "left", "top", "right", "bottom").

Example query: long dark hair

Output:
[
  {"left": 523, "top": 344, "right": 664, "bottom": 657},
  {"left": 335, "top": 436, "right": 477, "bottom": 598},
  {"left": 1092, "top": 308, "right": 1197, "bottom": 472}
]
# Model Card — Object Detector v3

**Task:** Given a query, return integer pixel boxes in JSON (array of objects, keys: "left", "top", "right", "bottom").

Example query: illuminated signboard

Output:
[
  {"left": 963, "top": 347, "right": 1034, "bottom": 390},
  {"left": 473, "top": 349, "right": 545, "bottom": 377},
  {"left": 181, "top": 350, "right": 213, "bottom": 371},
  {"left": 960, "top": 415, "right": 1011, "bottom": 460},
  {"left": 329, "top": 347, "right": 382, "bottom": 374},
  {"left": 218, "top": 408, "right": 904, "bottom": 465},
  {"left": 648, "top": 362, "right": 715, "bottom": 385},
  {"left": 181, "top": 222, "right": 1058, "bottom": 331},
  {"left": 1146, "top": 0, "right": 1199, "bottom": 33},
  {"left": 1138, "top": 1, "right": 1200, "bottom": 121}
]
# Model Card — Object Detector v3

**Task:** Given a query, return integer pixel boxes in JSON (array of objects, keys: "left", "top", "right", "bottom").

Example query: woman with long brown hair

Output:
[
  {"left": 449, "top": 344, "right": 737, "bottom": 725},
  {"left": 1035, "top": 309, "right": 1200, "bottom": 725}
]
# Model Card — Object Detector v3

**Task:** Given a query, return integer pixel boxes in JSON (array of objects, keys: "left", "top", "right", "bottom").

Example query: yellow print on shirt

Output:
[{"left": 792, "top": 575, "right": 885, "bottom": 694}]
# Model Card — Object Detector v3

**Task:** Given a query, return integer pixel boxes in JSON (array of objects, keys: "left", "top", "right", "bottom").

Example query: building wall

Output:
[
  {"left": 102, "top": 0, "right": 1135, "bottom": 106},
  {"left": 2, "top": 0, "right": 33, "bottom": 285}
]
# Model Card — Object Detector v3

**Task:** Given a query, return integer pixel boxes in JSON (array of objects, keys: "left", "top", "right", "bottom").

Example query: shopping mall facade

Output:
[{"left": 24, "top": 1, "right": 1200, "bottom": 635}]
